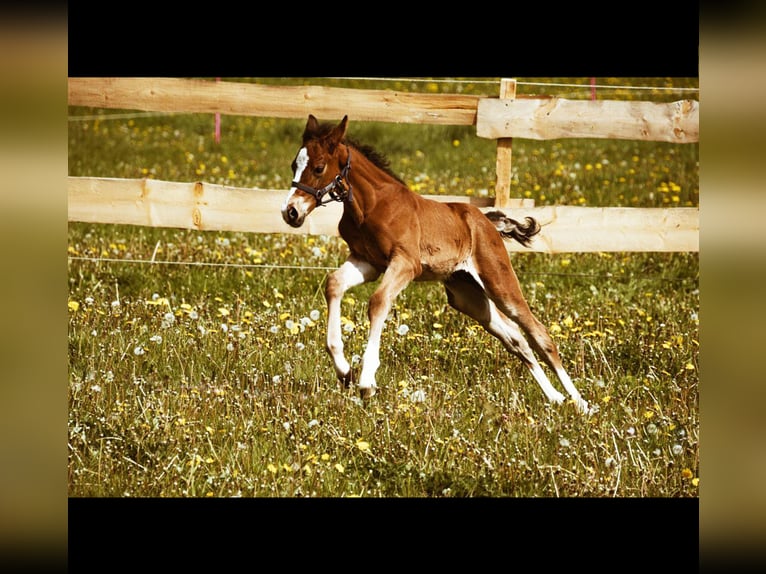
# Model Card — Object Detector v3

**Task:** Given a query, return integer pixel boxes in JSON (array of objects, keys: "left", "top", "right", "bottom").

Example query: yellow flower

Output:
[
  {"left": 334, "top": 463, "right": 345, "bottom": 473},
  {"left": 356, "top": 440, "right": 371, "bottom": 452},
  {"left": 681, "top": 468, "right": 693, "bottom": 479},
  {"left": 68, "top": 300, "right": 80, "bottom": 312},
  {"left": 267, "top": 463, "right": 277, "bottom": 474}
]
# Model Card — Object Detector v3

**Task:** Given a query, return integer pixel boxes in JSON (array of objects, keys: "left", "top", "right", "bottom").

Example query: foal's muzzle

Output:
[{"left": 281, "top": 202, "right": 307, "bottom": 228}]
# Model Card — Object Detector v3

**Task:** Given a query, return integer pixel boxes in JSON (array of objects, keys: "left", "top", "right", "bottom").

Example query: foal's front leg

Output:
[
  {"left": 358, "top": 258, "right": 416, "bottom": 399},
  {"left": 325, "top": 257, "right": 379, "bottom": 387}
]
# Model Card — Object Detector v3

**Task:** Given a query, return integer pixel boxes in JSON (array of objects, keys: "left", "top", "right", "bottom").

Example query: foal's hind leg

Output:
[
  {"left": 472, "top": 247, "right": 589, "bottom": 413},
  {"left": 444, "top": 272, "right": 568, "bottom": 407},
  {"left": 325, "top": 257, "right": 379, "bottom": 388}
]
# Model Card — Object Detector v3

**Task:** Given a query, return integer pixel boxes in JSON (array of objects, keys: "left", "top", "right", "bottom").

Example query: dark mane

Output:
[
  {"left": 309, "top": 120, "right": 405, "bottom": 185},
  {"left": 345, "top": 137, "right": 406, "bottom": 185}
]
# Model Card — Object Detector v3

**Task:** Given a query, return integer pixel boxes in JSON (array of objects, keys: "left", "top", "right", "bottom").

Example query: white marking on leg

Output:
[
  {"left": 555, "top": 367, "right": 590, "bottom": 413},
  {"left": 326, "top": 259, "right": 376, "bottom": 380},
  {"left": 528, "top": 362, "right": 566, "bottom": 404},
  {"left": 359, "top": 326, "right": 381, "bottom": 393},
  {"left": 486, "top": 301, "right": 566, "bottom": 404}
]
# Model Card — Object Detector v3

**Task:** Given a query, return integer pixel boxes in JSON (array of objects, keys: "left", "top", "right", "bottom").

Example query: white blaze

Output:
[{"left": 282, "top": 147, "right": 309, "bottom": 211}]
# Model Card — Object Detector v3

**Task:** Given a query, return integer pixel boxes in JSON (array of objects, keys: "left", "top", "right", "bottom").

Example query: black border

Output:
[{"left": 68, "top": 2, "right": 699, "bottom": 78}]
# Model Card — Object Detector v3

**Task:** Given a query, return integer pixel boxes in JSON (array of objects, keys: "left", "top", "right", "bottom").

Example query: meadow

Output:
[{"left": 67, "top": 77, "right": 699, "bottom": 497}]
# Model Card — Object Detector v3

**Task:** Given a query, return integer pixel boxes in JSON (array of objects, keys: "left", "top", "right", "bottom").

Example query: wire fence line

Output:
[{"left": 71, "top": 254, "right": 684, "bottom": 282}]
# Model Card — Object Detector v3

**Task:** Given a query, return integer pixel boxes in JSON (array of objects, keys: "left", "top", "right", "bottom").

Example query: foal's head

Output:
[{"left": 281, "top": 114, "right": 349, "bottom": 228}]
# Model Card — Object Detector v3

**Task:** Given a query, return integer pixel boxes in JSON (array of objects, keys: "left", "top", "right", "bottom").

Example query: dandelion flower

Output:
[
  {"left": 356, "top": 440, "right": 371, "bottom": 452},
  {"left": 334, "top": 463, "right": 345, "bottom": 473},
  {"left": 681, "top": 468, "right": 693, "bottom": 479},
  {"left": 133, "top": 346, "right": 145, "bottom": 356},
  {"left": 559, "top": 437, "right": 571, "bottom": 448},
  {"left": 149, "top": 335, "right": 162, "bottom": 344},
  {"left": 410, "top": 389, "right": 426, "bottom": 403},
  {"left": 309, "top": 309, "right": 321, "bottom": 321},
  {"left": 396, "top": 324, "right": 410, "bottom": 336},
  {"left": 672, "top": 444, "right": 683, "bottom": 456}
]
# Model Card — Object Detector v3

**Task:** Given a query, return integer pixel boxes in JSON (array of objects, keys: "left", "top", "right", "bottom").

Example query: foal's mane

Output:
[{"left": 309, "top": 121, "right": 405, "bottom": 185}]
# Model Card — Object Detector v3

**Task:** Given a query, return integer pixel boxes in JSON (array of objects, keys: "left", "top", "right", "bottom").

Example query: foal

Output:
[{"left": 281, "top": 114, "right": 589, "bottom": 413}]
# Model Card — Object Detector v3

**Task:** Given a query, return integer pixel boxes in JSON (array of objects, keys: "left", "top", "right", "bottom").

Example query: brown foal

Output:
[{"left": 281, "top": 114, "right": 589, "bottom": 413}]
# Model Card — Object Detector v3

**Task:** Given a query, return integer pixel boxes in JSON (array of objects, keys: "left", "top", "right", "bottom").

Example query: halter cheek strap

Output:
[{"left": 291, "top": 145, "right": 353, "bottom": 207}]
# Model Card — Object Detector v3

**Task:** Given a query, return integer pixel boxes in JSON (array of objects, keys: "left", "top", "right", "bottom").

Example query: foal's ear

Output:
[
  {"left": 304, "top": 114, "right": 320, "bottom": 136},
  {"left": 328, "top": 115, "right": 348, "bottom": 151}
]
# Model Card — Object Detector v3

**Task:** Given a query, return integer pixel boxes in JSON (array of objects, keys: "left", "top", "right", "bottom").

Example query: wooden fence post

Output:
[{"left": 494, "top": 78, "right": 516, "bottom": 209}]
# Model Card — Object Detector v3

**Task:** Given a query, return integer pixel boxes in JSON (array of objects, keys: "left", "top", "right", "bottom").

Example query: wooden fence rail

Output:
[
  {"left": 67, "top": 77, "right": 699, "bottom": 253},
  {"left": 68, "top": 176, "right": 698, "bottom": 253}
]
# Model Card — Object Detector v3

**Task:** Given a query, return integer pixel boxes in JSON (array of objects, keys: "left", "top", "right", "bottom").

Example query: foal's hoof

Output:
[
  {"left": 339, "top": 370, "right": 354, "bottom": 389},
  {"left": 359, "top": 385, "right": 376, "bottom": 401}
]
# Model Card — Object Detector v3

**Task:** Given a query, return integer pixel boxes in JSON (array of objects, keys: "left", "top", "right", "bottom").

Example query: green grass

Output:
[{"left": 67, "top": 77, "right": 698, "bottom": 497}]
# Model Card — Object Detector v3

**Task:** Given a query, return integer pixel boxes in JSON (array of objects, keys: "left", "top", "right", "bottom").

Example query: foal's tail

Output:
[{"left": 484, "top": 210, "right": 541, "bottom": 248}]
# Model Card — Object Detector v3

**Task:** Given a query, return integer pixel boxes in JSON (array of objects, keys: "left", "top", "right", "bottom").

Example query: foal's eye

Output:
[{"left": 313, "top": 165, "right": 325, "bottom": 176}]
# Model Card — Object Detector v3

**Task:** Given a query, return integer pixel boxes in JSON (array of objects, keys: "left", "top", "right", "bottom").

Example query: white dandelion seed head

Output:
[
  {"left": 90, "top": 384, "right": 102, "bottom": 393},
  {"left": 295, "top": 342, "right": 305, "bottom": 351},
  {"left": 410, "top": 389, "right": 426, "bottom": 403},
  {"left": 226, "top": 342, "right": 235, "bottom": 352},
  {"left": 189, "top": 310, "right": 199, "bottom": 320},
  {"left": 272, "top": 375, "right": 282, "bottom": 384},
  {"left": 133, "top": 346, "right": 145, "bottom": 356},
  {"left": 672, "top": 444, "right": 683, "bottom": 456},
  {"left": 396, "top": 324, "right": 410, "bottom": 336},
  {"left": 559, "top": 437, "right": 571, "bottom": 448},
  {"left": 309, "top": 309, "right": 321, "bottom": 321}
]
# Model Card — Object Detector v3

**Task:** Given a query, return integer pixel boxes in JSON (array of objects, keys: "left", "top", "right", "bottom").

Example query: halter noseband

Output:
[{"left": 291, "top": 145, "right": 353, "bottom": 207}]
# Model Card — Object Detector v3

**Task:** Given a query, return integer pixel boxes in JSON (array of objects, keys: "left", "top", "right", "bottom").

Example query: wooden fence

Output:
[{"left": 67, "top": 77, "right": 699, "bottom": 253}]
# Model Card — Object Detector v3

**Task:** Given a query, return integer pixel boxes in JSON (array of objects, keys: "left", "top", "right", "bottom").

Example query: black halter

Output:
[{"left": 291, "top": 145, "right": 353, "bottom": 207}]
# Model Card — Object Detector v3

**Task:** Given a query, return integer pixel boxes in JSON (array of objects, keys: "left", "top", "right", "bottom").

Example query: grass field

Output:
[{"left": 67, "top": 77, "right": 698, "bottom": 497}]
